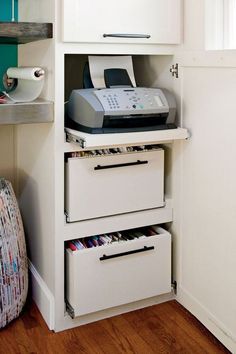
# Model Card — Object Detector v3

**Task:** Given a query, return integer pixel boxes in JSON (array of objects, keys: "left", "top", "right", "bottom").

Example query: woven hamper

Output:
[{"left": 0, "top": 178, "right": 28, "bottom": 328}]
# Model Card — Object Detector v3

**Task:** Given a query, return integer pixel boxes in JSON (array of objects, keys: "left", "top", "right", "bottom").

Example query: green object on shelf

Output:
[{"left": 0, "top": 0, "right": 18, "bottom": 91}]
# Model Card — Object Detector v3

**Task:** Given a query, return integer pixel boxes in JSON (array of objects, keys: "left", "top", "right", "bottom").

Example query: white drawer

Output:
[
  {"left": 66, "top": 226, "right": 171, "bottom": 317},
  {"left": 65, "top": 149, "right": 164, "bottom": 222}
]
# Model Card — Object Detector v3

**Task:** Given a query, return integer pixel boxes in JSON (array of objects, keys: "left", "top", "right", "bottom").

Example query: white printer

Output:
[
  {"left": 66, "top": 87, "right": 177, "bottom": 134},
  {"left": 66, "top": 66, "right": 177, "bottom": 134}
]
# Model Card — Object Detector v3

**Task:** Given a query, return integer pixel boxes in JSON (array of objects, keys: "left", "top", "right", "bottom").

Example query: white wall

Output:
[
  {"left": 19, "top": 0, "right": 55, "bottom": 22},
  {"left": 0, "top": 126, "right": 15, "bottom": 186},
  {"left": 182, "top": 0, "right": 205, "bottom": 50}
]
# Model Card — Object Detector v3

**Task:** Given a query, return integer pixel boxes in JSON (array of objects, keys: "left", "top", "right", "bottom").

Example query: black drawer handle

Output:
[
  {"left": 94, "top": 160, "right": 148, "bottom": 171},
  {"left": 103, "top": 33, "right": 151, "bottom": 39},
  {"left": 100, "top": 246, "right": 155, "bottom": 261}
]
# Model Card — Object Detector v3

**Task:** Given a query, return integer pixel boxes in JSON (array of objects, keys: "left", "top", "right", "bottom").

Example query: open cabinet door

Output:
[{"left": 173, "top": 52, "right": 236, "bottom": 353}]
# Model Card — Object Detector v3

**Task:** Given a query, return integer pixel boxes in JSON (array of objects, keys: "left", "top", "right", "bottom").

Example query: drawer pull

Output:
[
  {"left": 94, "top": 160, "right": 148, "bottom": 171},
  {"left": 99, "top": 246, "right": 155, "bottom": 261},
  {"left": 103, "top": 33, "right": 151, "bottom": 39}
]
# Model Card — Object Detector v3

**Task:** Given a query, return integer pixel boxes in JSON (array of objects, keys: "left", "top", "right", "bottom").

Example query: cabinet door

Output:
[
  {"left": 62, "top": 0, "right": 182, "bottom": 44},
  {"left": 173, "top": 53, "right": 236, "bottom": 353}
]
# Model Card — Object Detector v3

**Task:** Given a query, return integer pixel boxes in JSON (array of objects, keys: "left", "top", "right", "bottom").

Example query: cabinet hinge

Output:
[
  {"left": 172, "top": 280, "right": 177, "bottom": 294},
  {"left": 170, "top": 63, "right": 179, "bottom": 79}
]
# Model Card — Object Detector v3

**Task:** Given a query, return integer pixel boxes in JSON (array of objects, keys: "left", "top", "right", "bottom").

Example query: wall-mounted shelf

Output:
[
  {"left": 0, "top": 99, "right": 54, "bottom": 125},
  {"left": 0, "top": 22, "right": 53, "bottom": 44}
]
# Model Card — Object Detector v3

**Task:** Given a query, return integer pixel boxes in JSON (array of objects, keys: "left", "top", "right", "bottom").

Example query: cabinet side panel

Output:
[
  {"left": 18, "top": 0, "right": 54, "bottom": 22},
  {"left": 16, "top": 124, "right": 55, "bottom": 293}
]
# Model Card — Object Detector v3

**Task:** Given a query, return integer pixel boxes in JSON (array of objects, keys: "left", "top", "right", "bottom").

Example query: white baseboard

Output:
[
  {"left": 177, "top": 286, "right": 236, "bottom": 353},
  {"left": 27, "top": 264, "right": 235, "bottom": 352},
  {"left": 28, "top": 260, "right": 174, "bottom": 333},
  {"left": 55, "top": 291, "right": 175, "bottom": 332},
  {"left": 28, "top": 260, "right": 55, "bottom": 330}
]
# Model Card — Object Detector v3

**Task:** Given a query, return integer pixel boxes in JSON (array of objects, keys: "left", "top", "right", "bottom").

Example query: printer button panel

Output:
[{"left": 94, "top": 88, "right": 168, "bottom": 113}]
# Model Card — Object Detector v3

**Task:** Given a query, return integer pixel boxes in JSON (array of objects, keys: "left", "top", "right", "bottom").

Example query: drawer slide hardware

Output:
[
  {"left": 172, "top": 280, "right": 177, "bottom": 294},
  {"left": 66, "top": 301, "right": 75, "bottom": 319},
  {"left": 66, "top": 132, "right": 86, "bottom": 149},
  {"left": 94, "top": 160, "right": 148, "bottom": 171},
  {"left": 100, "top": 245, "right": 155, "bottom": 261}
]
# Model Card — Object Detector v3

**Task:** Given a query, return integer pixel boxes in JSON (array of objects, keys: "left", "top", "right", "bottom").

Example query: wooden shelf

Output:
[
  {"left": 0, "top": 22, "right": 53, "bottom": 44},
  {"left": 0, "top": 99, "right": 54, "bottom": 125}
]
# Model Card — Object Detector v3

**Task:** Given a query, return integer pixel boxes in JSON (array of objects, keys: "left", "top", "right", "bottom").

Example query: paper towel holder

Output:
[
  {"left": 3, "top": 69, "right": 45, "bottom": 91},
  {"left": 2, "top": 73, "right": 17, "bottom": 91}
]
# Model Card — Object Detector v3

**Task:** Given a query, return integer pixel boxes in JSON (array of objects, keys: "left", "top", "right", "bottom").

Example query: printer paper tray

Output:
[{"left": 65, "top": 127, "right": 189, "bottom": 149}]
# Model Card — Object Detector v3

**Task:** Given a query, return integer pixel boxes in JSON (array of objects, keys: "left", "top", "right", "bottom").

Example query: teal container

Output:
[{"left": 0, "top": 0, "right": 18, "bottom": 91}]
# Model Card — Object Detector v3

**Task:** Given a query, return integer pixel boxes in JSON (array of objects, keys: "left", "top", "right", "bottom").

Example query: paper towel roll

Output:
[
  {"left": 7, "top": 67, "right": 45, "bottom": 81},
  {"left": 5, "top": 67, "right": 45, "bottom": 103}
]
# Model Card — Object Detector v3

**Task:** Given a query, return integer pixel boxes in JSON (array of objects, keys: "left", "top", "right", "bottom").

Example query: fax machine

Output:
[{"left": 66, "top": 87, "right": 177, "bottom": 134}]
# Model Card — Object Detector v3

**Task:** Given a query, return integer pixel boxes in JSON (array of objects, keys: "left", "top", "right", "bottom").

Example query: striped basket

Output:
[{"left": 0, "top": 178, "right": 28, "bottom": 329}]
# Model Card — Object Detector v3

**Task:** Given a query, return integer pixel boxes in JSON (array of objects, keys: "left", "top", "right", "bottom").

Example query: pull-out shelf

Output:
[{"left": 65, "top": 127, "right": 189, "bottom": 150}]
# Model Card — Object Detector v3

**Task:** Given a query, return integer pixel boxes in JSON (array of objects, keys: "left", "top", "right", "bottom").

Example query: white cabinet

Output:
[
  {"left": 16, "top": 0, "right": 236, "bottom": 351},
  {"left": 62, "top": 0, "right": 182, "bottom": 44}
]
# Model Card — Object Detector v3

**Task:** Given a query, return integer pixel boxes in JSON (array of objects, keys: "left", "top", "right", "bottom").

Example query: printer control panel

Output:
[{"left": 93, "top": 88, "right": 168, "bottom": 114}]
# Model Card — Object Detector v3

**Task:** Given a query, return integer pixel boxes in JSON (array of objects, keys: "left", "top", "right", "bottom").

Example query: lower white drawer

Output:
[{"left": 66, "top": 226, "right": 171, "bottom": 317}]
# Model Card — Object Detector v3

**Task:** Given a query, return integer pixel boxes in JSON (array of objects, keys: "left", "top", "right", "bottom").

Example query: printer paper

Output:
[{"left": 88, "top": 56, "right": 136, "bottom": 88}]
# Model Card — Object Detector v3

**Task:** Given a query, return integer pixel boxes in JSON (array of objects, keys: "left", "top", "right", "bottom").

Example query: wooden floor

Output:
[{"left": 0, "top": 300, "right": 230, "bottom": 354}]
